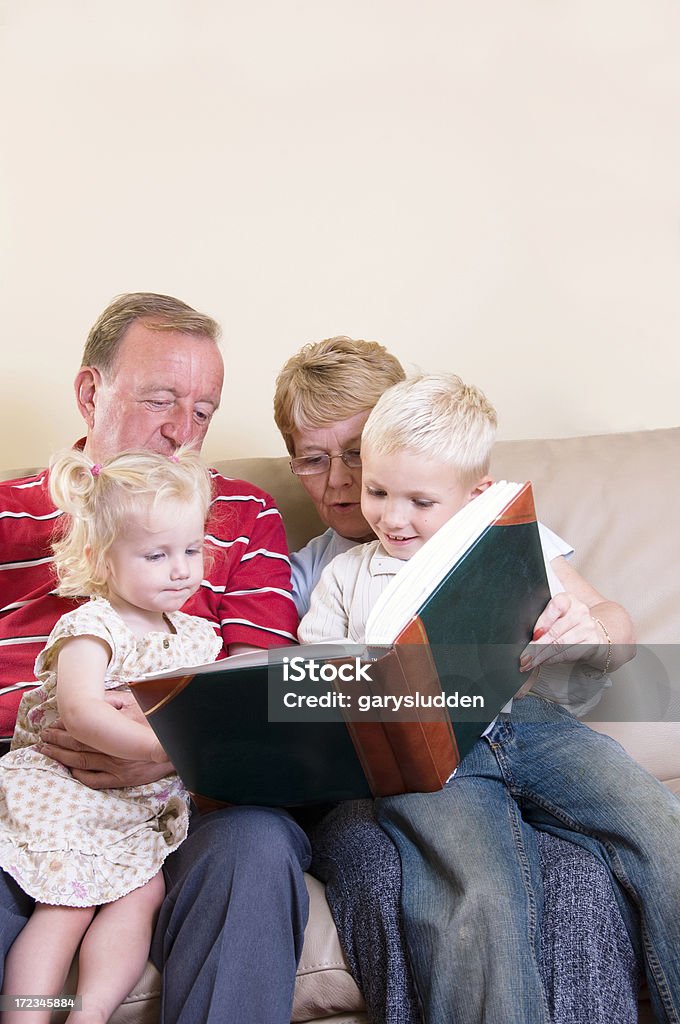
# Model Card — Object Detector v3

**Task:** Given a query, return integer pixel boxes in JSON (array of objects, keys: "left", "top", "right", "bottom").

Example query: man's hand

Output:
[
  {"left": 101, "top": 689, "right": 149, "bottom": 723},
  {"left": 37, "top": 690, "right": 173, "bottom": 789}
]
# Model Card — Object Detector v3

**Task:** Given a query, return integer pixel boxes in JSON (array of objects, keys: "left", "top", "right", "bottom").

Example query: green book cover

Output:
[
  {"left": 369, "top": 482, "right": 550, "bottom": 766},
  {"left": 131, "top": 482, "right": 550, "bottom": 806}
]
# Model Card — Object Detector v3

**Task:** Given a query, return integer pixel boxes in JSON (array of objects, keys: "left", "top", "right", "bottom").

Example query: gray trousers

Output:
[{"left": 310, "top": 799, "right": 639, "bottom": 1024}]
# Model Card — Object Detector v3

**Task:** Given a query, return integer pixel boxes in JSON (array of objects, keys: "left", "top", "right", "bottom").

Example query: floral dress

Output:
[{"left": 0, "top": 596, "right": 222, "bottom": 907}]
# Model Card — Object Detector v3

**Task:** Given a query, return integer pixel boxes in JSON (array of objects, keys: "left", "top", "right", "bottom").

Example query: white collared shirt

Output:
[{"left": 298, "top": 540, "right": 401, "bottom": 644}]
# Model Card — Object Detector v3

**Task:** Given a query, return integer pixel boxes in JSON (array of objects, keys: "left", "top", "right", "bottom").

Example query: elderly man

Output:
[{"left": 0, "top": 294, "right": 308, "bottom": 1024}]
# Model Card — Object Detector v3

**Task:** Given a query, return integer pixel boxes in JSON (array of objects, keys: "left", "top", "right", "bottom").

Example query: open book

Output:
[{"left": 131, "top": 481, "right": 550, "bottom": 806}]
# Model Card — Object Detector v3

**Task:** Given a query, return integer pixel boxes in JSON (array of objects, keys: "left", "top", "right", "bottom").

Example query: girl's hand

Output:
[{"left": 519, "top": 592, "right": 604, "bottom": 672}]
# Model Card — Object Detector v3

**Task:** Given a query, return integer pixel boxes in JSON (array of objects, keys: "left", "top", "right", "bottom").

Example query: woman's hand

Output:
[
  {"left": 518, "top": 555, "right": 635, "bottom": 676},
  {"left": 519, "top": 591, "right": 604, "bottom": 672}
]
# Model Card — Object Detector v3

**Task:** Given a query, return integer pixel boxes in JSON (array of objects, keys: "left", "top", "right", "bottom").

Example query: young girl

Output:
[{"left": 0, "top": 447, "right": 222, "bottom": 1024}]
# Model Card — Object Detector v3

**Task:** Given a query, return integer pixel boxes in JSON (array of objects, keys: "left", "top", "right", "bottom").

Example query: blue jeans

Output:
[{"left": 376, "top": 695, "right": 680, "bottom": 1024}]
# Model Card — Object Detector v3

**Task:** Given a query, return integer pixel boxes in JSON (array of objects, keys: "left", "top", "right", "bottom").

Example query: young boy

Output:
[{"left": 299, "top": 374, "right": 679, "bottom": 1024}]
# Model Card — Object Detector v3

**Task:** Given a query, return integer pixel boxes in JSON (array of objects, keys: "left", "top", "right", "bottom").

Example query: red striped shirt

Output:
[{"left": 0, "top": 462, "right": 298, "bottom": 738}]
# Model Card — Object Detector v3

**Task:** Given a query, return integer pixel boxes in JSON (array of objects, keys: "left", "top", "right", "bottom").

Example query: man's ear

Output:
[{"left": 74, "top": 367, "right": 100, "bottom": 428}]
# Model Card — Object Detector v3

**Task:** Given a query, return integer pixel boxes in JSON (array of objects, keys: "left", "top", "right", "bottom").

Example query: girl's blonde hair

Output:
[
  {"left": 49, "top": 447, "right": 213, "bottom": 598},
  {"left": 361, "top": 374, "right": 498, "bottom": 486}
]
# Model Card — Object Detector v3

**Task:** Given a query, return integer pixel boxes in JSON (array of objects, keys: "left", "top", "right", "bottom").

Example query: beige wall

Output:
[{"left": 2, "top": 0, "right": 679, "bottom": 471}]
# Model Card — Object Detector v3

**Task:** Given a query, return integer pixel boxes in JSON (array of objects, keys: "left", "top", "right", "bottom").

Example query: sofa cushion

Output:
[
  {"left": 293, "top": 876, "right": 365, "bottom": 1021},
  {"left": 55, "top": 875, "right": 365, "bottom": 1024},
  {"left": 488, "top": 427, "right": 679, "bottom": 645}
]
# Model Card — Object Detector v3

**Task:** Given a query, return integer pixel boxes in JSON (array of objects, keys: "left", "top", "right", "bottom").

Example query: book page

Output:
[
  {"left": 143, "top": 642, "right": 368, "bottom": 679},
  {"left": 365, "top": 481, "right": 523, "bottom": 644}
]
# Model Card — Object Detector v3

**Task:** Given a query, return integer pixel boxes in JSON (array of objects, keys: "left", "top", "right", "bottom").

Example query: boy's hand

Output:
[{"left": 519, "top": 592, "right": 602, "bottom": 672}]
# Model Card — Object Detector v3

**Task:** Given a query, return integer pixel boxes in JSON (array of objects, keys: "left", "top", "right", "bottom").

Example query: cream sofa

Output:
[{"left": 4, "top": 427, "right": 678, "bottom": 1023}]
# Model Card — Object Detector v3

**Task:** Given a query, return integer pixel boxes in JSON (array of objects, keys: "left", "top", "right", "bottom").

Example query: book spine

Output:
[
  {"left": 493, "top": 481, "right": 536, "bottom": 526},
  {"left": 362, "top": 627, "right": 459, "bottom": 795},
  {"left": 327, "top": 654, "right": 409, "bottom": 795},
  {"left": 342, "top": 716, "right": 409, "bottom": 796},
  {"left": 130, "top": 673, "right": 195, "bottom": 715}
]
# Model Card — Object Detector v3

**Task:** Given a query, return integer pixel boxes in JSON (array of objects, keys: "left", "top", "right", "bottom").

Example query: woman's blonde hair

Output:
[
  {"left": 49, "top": 447, "right": 213, "bottom": 598},
  {"left": 273, "top": 336, "right": 406, "bottom": 455},
  {"left": 361, "top": 374, "right": 498, "bottom": 485}
]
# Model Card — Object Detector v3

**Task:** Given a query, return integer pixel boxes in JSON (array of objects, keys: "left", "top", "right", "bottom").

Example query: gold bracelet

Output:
[{"left": 591, "top": 617, "right": 612, "bottom": 678}]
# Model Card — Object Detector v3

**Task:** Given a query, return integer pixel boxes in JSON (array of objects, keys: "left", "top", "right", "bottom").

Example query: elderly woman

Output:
[{"left": 274, "top": 337, "right": 638, "bottom": 1024}]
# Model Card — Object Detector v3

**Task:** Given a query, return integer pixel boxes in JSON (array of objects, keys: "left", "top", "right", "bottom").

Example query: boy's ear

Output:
[{"left": 469, "top": 475, "right": 494, "bottom": 500}]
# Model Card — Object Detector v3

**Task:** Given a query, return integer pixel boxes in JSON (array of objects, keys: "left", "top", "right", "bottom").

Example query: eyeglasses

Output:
[{"left": 289, "top": 449, "right": 362, "bottom": 477}]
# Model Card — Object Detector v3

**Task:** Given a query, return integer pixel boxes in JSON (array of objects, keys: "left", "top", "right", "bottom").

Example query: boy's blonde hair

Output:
[
  {"left": 361, "top": 374, "right": 498, "bottom": 485},
  {"left": 49, "top": 447, "right": 213, "bottom": 598},
  {"left": 274, "top": 336, "right": 406, "bottom": 455}
]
